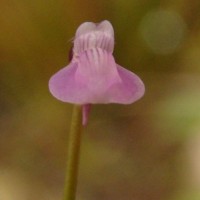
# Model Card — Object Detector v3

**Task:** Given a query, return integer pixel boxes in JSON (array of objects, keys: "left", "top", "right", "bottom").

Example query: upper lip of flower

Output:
[
  {"left": 73, "top": 20, "right": 115, "bottom": 55},
  {"left": 75, "top": 20, "right": 114, "bottom": 38}
]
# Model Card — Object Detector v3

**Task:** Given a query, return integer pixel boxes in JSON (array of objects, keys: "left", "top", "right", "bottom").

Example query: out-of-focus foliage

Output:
[{"left": 0, "top": 0, "right": 200, "bottom": 200}]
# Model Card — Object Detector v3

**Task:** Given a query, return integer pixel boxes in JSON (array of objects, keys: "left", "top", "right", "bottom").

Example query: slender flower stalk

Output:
[{"left": 63, "top": 105, "right": 82, "bottom": 200}]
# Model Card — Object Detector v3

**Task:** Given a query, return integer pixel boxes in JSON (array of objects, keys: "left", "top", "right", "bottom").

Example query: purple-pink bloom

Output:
[{"left": 49, "top": 20, "right": 145, "bottom": 124}]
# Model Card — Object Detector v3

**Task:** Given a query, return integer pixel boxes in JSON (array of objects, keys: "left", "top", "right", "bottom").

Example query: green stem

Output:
[{"left": 63, "top": 105, "right": 82, "bottom": 200}]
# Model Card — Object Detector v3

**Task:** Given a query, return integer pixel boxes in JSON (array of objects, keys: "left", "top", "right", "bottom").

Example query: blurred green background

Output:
[{"left": 0, "top": 0, "right": 200, "bottom": 199}]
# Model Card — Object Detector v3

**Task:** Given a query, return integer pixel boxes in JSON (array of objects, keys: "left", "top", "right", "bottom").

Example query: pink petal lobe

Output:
[
  {"left": 82, "top": 104, "right": 91, "bottom": 126},
  {"left": 49, "top": 63, "right": 87, "bottom": 103},
  {"left": 104, "top": 65, "right": 145, "bottom": 104}
]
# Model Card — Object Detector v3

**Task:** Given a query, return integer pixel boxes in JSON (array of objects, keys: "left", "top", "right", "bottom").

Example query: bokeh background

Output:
[{"left": 0, "top": 0, "right": 200, "bottom": 199}]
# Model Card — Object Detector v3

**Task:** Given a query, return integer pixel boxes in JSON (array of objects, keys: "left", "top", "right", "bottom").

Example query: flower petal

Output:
[
  {"left": 49, "top": 63, "right": 88, "bottom": 103},
  {"left": 104, "top": 65, "right": 145, "bottom": 104},
  {"left": 73, "top": 20, "right": 114, "bottom": 54}
]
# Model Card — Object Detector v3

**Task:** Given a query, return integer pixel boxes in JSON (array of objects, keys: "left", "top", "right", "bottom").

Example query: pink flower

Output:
[{"left": 49, "top": 20, "right": 145, "bottom": 125}]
